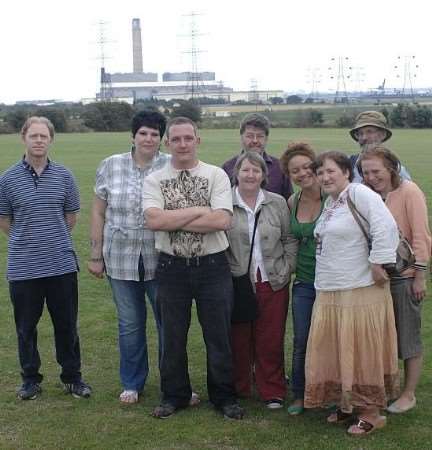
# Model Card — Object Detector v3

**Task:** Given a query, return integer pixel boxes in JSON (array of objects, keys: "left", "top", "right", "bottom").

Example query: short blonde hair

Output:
[{"left": 21, "top": 116, "right": 55, "bottom": 139}]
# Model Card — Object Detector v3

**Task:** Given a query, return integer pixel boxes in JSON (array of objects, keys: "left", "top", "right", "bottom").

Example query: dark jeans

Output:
[
  {"left": 156, "top": 251, "right": 237, "bottom": 408},
  {"left": 291, "top": 280, "right": 316, "bottom": 399},
  {"left": 9, "top": 272, "right": 82, "bottom": 384}
]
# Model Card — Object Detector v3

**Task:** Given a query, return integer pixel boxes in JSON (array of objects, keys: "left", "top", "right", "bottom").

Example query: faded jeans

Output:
[{"left": 108, "top": 258, "right": 162, "bottom": 392}]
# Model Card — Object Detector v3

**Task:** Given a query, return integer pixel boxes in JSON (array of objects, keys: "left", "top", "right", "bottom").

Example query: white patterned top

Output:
[{"left": 314, "top": 183, "right": 399, "bottom": 291}]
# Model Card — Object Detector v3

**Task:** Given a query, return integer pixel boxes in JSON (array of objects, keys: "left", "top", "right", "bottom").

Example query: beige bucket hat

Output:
[{"left": 349, "top": 111, "right": 392, "bottom": 142}]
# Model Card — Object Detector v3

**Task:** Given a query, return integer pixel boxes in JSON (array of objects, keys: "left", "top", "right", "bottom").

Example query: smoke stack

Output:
[{"left": 132, "top": 18, "right": 143, "bottom": 73}]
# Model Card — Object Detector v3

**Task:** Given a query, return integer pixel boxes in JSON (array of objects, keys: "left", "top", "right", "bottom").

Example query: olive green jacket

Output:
[{"left": 225, "top": 188, "right": 298, "bottom": 291}]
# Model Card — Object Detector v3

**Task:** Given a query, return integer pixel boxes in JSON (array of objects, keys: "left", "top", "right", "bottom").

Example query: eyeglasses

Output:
[{"left": 243, "top": 133, "right": 266, "bottom": 140}]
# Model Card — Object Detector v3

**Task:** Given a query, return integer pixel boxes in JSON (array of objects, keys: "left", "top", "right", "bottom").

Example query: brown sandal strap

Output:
[
  {"left": 354, "top": 419, "right": 374, "bottom": 433},
  {"left": 328, "top": 409, "right": 353, "bottom": 423}
]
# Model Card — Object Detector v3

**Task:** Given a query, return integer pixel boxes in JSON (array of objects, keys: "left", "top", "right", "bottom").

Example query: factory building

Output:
[
  {"left": 97, "top": 18, "right": 282, "bottom": 104},
  {"left": 98, "top": 18, "right": 233, "bottom": 102}
]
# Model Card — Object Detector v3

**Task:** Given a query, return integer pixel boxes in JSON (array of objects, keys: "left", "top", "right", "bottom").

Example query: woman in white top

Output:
[{"left": 304, "top": 151, "right": 400, "bottom": 436}]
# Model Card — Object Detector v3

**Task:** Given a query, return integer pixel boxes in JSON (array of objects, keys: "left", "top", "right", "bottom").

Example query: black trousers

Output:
[
  {"left": 9, "top": 272, "right": 82, "bottom": 384},
  {"left": 156, "top": 251, "right": 237, "bottom": 408}
]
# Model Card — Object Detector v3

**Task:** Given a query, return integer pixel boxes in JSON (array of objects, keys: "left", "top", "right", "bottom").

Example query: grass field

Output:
[{"left": 0, "top": 129, "right": 431, "bottom": 450}]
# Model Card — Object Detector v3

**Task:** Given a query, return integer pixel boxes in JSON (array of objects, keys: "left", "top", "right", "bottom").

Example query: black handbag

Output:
[
  {"left": 231, "top": 210, "right": 261, "bottom": 323},
  {"left": 347, "top": 193, "right": 415, "bottom": 275}
]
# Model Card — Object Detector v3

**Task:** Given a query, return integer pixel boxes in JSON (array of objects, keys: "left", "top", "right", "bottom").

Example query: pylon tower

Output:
[
  {"left": 182, "top": 12, "right": 207, "bottom": 101},
  {"left": 394, "top": 55, "right": 419, "bottom": 101},
  {"left": 97, "top": 20, "right": 113, "bottom": 101},
  {"left": 328, "top": 57, "right": 351, "bottom": 103}
]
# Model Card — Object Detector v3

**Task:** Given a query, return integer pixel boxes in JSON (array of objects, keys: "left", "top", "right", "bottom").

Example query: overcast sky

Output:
[{"left": 1, "top": 0, "right": 430, "bottom": 104}]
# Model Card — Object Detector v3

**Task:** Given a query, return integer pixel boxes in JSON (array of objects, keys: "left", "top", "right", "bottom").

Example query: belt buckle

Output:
[{"left": 186, "top": 256, "right": 200, "bottom": 267}]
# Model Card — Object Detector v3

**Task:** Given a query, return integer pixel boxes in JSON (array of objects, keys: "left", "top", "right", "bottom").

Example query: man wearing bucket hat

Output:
[{"left": 349, "top": 110, "right": 411, "bottom": 183}]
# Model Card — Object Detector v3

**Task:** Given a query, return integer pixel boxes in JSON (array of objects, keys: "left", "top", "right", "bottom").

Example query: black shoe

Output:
[
  {"left": 152, "top": 403, "right": 178, "bottom": 419},
  {"left": 17, "top": 382, "right": 42, "bottom": 400},
  {"left": 220, "top": 403, "right": 245, "bottom": 420},
  {"left": 64, "top": 380, "right": 92, "bottom": 398}
]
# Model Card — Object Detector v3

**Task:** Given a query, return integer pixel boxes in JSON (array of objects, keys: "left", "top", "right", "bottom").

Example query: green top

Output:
[{"left": 290, "top": 191, "right": 324, "bottom": 283}]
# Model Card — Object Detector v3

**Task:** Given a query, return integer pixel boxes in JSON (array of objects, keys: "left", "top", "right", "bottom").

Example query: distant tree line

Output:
[
  {"left": 0, "top": 99, "right": 203, "bottom": 134},
  {"left": 2, "top": 100, "right": 432, "bottom": 134},
  {"left": 336, "top": 104, "right": 432, "bottom": 129}
]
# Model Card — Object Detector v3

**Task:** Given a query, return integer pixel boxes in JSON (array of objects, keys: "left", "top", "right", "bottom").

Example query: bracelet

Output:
[{"left": 89, "top": 257, "right": 104, "bottom": 263}]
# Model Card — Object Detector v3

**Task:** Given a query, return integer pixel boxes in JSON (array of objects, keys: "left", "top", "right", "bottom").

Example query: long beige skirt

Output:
[{"left": 304, "top": 283, "right": 399, "bottom": 412}]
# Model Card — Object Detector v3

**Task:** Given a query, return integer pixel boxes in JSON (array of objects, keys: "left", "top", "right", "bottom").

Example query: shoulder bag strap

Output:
[
  {"left": 346, "top": 193, "right": 371, "bottom": 245},
  {"left": 247, "top": 209, "right": 261, "bottom": 273}
]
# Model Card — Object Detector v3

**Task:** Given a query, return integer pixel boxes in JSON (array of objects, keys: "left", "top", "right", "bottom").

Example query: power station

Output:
[{"left": 97, "top": 18, "right": 282, "bottom": 104}]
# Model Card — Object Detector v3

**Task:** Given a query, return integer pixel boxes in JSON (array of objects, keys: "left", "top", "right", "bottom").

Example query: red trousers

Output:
[{"left": 231, "top": 279, "right": 289, "bottom": 401}]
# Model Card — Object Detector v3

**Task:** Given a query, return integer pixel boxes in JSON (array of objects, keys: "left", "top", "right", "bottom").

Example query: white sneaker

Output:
[{"left": 265, "top": 399, "right": 283, "bottom": 409}]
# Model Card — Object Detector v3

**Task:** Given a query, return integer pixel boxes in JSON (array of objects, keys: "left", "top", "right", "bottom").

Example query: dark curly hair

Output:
[{"left": 280, "top": 142, "right": 316, "bottom": 176}]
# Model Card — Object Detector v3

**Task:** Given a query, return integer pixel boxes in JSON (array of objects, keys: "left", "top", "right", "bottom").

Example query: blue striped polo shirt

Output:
[{"left": 0, "top": 159, "right": 80, "bottom": 281}]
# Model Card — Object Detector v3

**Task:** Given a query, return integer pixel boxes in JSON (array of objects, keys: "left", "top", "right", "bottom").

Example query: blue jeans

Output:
[
  {"left": 156, "top": 251, "right": 237, "bottom": 408},
  {"left": 291, "top": 280, "right": 316, "bottom": 399},
  {"left": 108, "top": 273, "right": 162, "bottom": 392}
]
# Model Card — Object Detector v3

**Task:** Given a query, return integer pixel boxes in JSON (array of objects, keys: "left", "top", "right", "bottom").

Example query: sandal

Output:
[
  {"left": 189, "top": 391, "right": 200, "bottom": 407},
  {"left": 119, "top": 390, "right": 138, "bottom": 404},
  {"left": 347, "top": 416, "right": 386, "bottom": 436},
  {"left": 327, "top": 409, "right": 354, "bottom": 424}
]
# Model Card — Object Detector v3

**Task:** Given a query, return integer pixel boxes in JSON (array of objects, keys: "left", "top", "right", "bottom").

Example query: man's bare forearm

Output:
[
  {"left": 65, "top": 212, "right": 78, "bottom": 231},
  {"left": 182, "top": 210, "right": 232, "bottom": 233},
  {"left": 0, "top": 216, "right": 11, "bottom": 236},
  {"left": 145, "top": 206, "right": 210, "bottom": 231}
]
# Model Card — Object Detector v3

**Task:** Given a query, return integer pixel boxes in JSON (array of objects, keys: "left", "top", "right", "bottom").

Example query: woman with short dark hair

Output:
[{"left": 88, "top": 109, "right": 169, "bottom": 404}]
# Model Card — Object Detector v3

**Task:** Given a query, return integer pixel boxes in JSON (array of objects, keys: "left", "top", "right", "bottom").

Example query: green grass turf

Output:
[{"left": 0, "top": 129, "right": 431, "bottom": 449}]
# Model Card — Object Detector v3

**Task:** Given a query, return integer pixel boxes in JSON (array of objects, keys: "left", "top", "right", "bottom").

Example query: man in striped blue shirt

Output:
[{"left": 0, "top": 116, "right": 91, "bottom": 400}]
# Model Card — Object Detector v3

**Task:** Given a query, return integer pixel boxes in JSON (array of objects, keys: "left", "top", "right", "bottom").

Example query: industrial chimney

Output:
[{"left": 132, "top": 18, "right": 143, "bottom": 73}]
